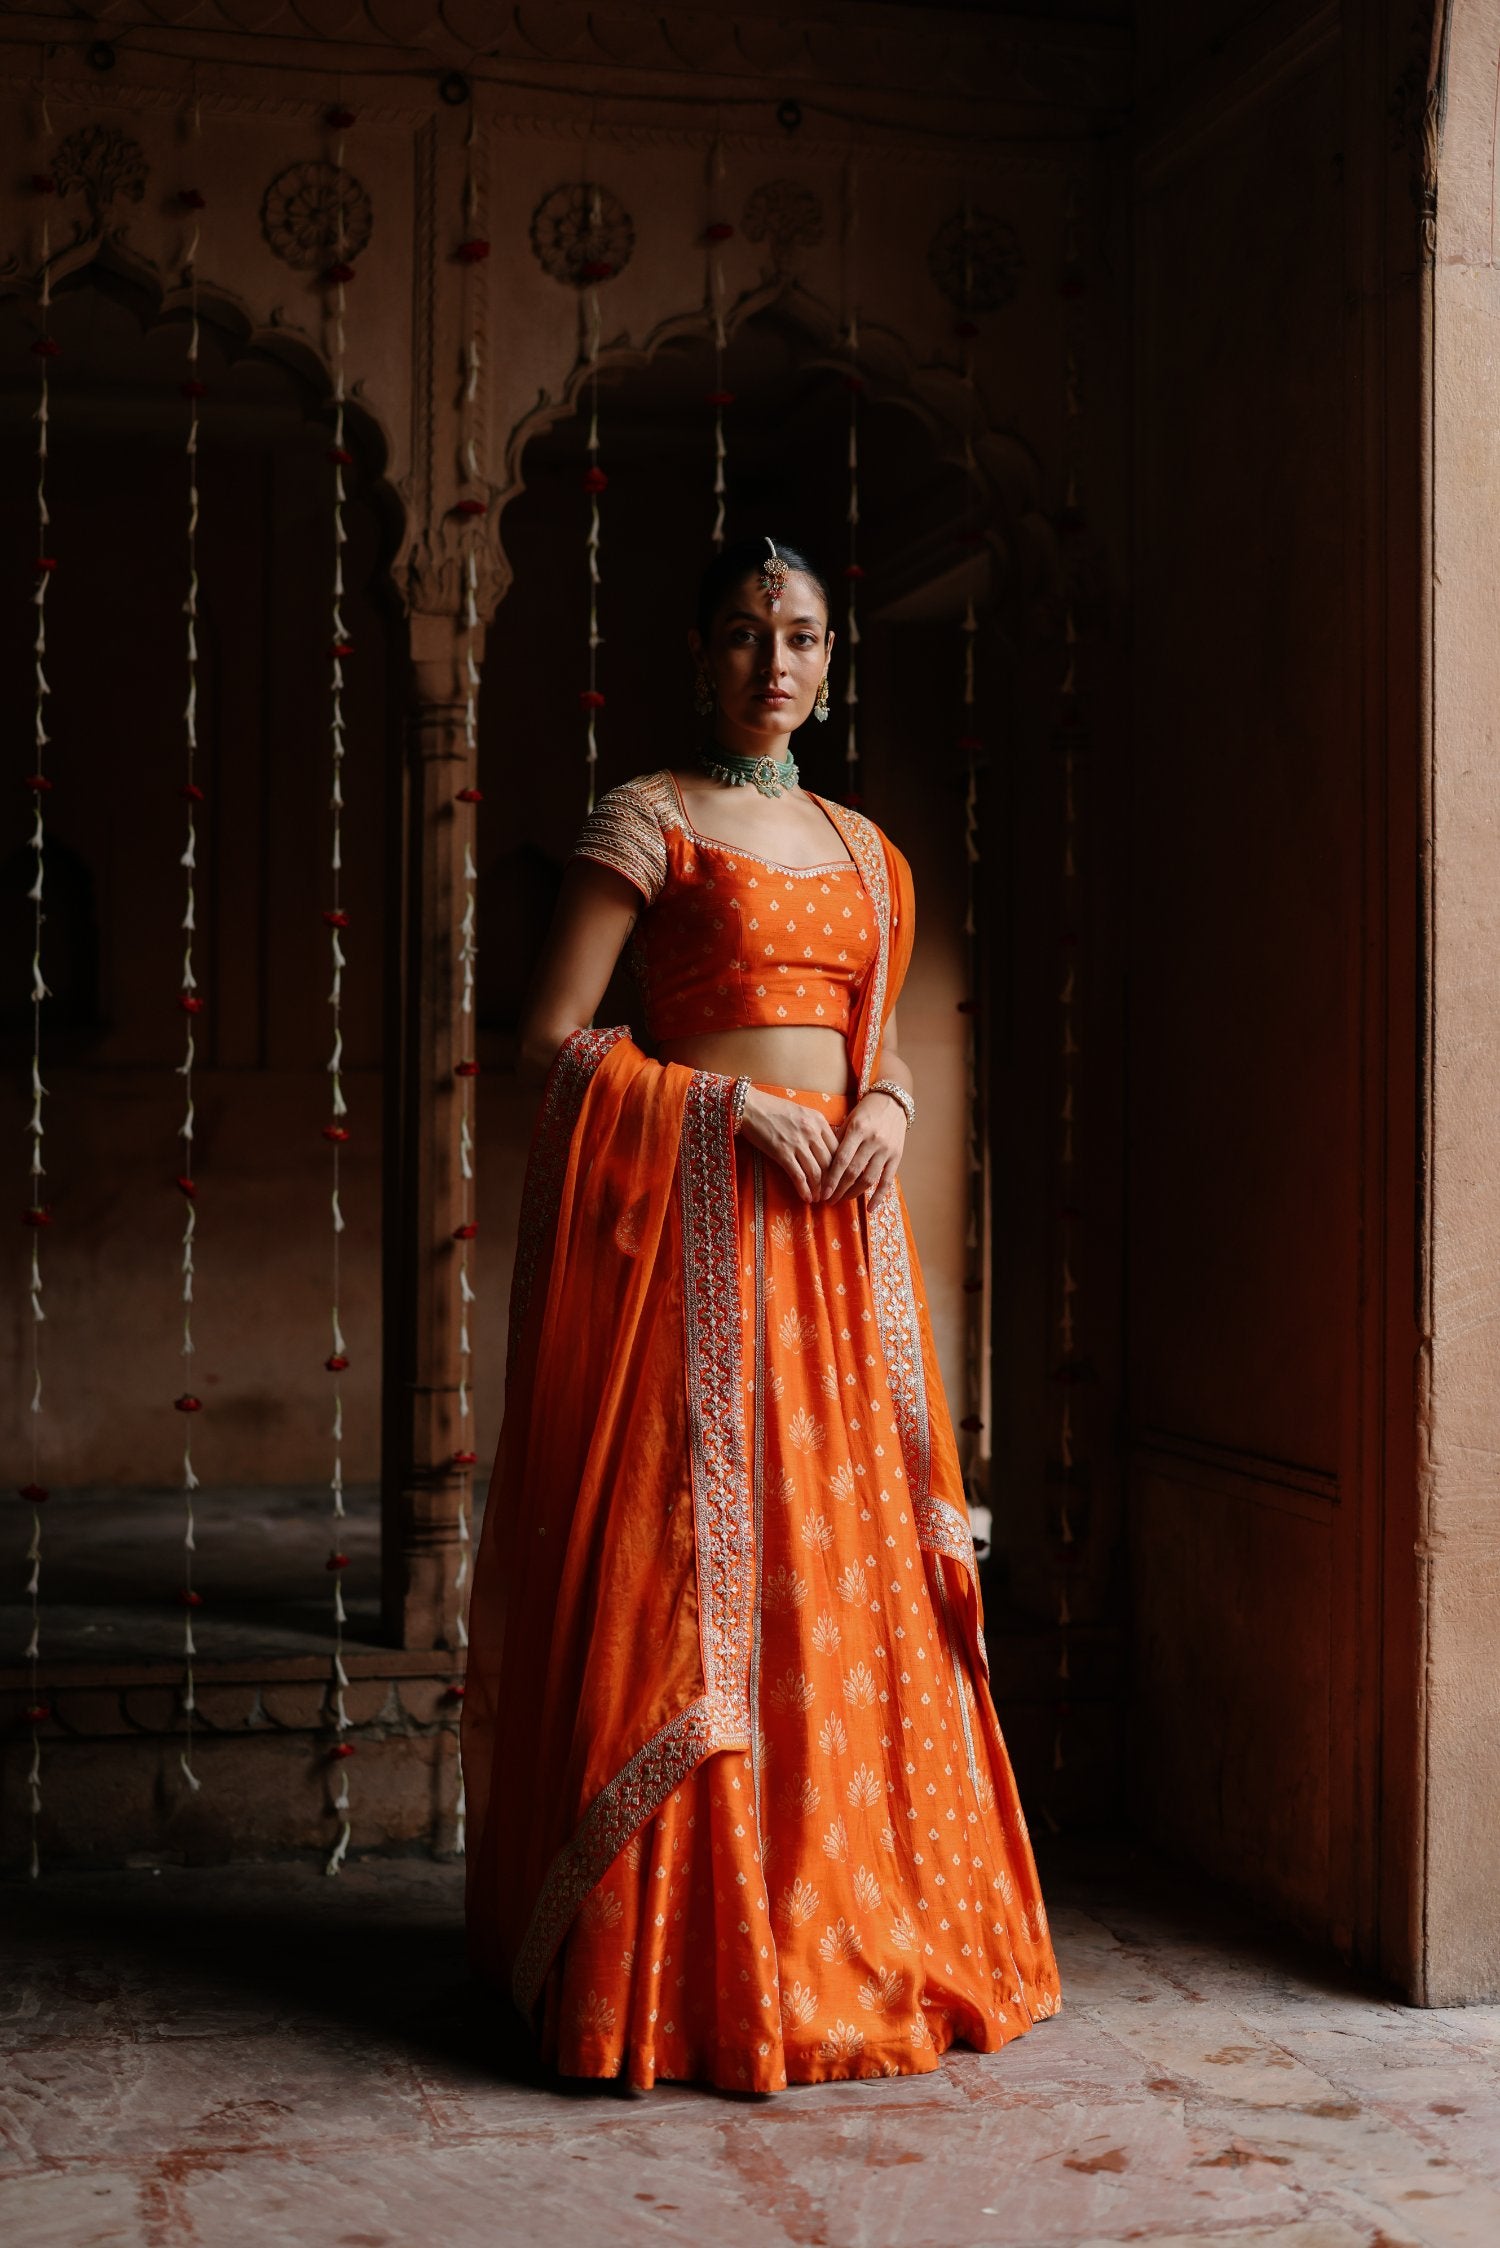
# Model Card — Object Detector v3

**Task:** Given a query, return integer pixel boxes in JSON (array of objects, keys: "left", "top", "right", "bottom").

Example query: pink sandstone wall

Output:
[{"left": 1413, "top": 0, "right": 1500, "bottom": 2005}]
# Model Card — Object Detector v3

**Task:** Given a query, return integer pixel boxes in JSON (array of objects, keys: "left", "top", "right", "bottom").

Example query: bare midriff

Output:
[{"left": 655, "top": 1026, "right": 853, "bottom": 1097}]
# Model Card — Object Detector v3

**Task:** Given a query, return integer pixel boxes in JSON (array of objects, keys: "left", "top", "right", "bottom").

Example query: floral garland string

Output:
[
  {"left": 953, "top": 198, "right": 990, "bottom": 1553},
  {"left": 705, "top": 139, "right": 733, "bottom": 551},
  {"left": 173, "top": 104, "right": 209, "bottom": 1796},
  {"left": 449, "top": 106, "right": 493, "bottom": 1855},
  {"left": 577, "top": 186, "right": 610, "bottom": 812},
  {"left": 321, "top": 93, "right": 359, "bottom": 1875},
  {"left": 841, "top": 157, "right": 863, "bottom": 804},
  {"left": 20, "top": 74, "right": 58, "bottom": 1879}
]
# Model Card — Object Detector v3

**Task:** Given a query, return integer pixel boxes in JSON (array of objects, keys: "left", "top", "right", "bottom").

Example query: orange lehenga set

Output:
[{"left": 461, "top": 770, "right": 1061, "bottom": 2092}]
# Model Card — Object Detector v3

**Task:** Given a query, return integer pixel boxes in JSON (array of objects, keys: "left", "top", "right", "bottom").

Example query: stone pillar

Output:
[
  {"left": 381, "top": 100, "right": 503, "bottom": 1650},
  {"left": 382, "top": 613, "right": 480, "bottom": 1649}
]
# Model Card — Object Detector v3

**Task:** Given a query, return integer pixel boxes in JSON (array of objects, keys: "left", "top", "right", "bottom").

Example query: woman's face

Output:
[{"left": 689, "top": 570, "right": 832, "bottom": 742}]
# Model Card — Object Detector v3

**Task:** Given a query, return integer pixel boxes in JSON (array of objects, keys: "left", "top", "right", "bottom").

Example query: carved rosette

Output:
[
  {"left": 261, "top": 161, "right": 374, "bottom": 271},
  {"left": 529, "top": 182, "right": 634, "bottom": 287},
  {"left": 741, "top": 179, "right": 824, "bottom": 272},
  {"left": 928, "top": 208, "right": 1023, "bottom": 314}
]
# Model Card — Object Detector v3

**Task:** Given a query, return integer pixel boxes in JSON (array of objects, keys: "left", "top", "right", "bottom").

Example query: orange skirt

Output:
[{"left": 539, "top": 1087, "right": 1061, "bottom": 2092}]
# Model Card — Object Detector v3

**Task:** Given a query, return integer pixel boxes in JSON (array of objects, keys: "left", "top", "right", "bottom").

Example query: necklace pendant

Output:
[{"left": 696, "top": 745, "right": 800, "bottom": 797}]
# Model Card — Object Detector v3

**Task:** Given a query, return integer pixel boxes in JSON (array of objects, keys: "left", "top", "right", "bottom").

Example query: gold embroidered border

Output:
[
  {"left": 572, "top": 776, "right": 673, "bottom": 903},
  {"left": 748, "top": 1151, "right": 768, "bottom": 1833},
  {"left": 868, "top": 1192, "right": 983, "bottom": 1614},
  {"left": 511, "top": 1689, "right": 742, "bottom": 2016},
  {"left": 822, "top": 799, "right": 890, "bottom": 1093},
  {"left": 915, "top": 1493, "right": 982, "bottom": 1585},
  {"left": 506, "top": 1023, "right": 630, "bottom": 1386},
  {"left": 680, "top": 1068, "right": 753, "bottom": 1709},
  {"left": 868, "top": 1189, "right": 933, "bottom": 1502}
]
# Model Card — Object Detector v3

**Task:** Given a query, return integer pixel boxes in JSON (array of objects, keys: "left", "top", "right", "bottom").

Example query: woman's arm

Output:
[
  {"left": 517, "top": 859, "right": 643, "bottom": 1084},
  {"left": 520, "top": 850, "right": 843, "bottom": 1204}
]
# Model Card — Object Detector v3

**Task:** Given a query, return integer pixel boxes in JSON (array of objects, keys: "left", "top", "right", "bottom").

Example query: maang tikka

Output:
[{"left": 759, "top": 536, "right": 790, "bottom": 612}]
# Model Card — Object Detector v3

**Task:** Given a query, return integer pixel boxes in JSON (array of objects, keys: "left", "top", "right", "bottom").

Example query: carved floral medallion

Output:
[
  {"left": 529, "top": 182, "right": 634, "bottom": 287},
  {"left": 261, "top": 161, "right": 374, "bottom": 271},
  {"left": 928, "top": 208, "right": 1023, "bottom": 314}
]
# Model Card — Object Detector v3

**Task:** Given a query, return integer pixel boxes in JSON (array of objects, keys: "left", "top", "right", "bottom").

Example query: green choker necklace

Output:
[{"left": 697, "top": 745, "right": 800, "bottom": 799}]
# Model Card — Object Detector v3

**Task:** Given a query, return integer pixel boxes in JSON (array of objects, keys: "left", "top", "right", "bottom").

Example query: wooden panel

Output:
[
  {"left": 1130, "top": 44, "right": 1354, "bottom": 1473},
  {"left": 1132, "top": 1465, "right": 1332, "bottom": 1931},
  {"left": 1127, "top": 3, "right": 1388, "bottom": 1962}
]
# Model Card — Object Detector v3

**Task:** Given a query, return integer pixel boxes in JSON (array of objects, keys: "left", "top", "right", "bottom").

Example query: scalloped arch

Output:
[
  {"left": 490, "top": 273, "right": 1061, "bottom": 616},
  {"left": 0, "top": 246, "right": 405, "bottom": 557}
]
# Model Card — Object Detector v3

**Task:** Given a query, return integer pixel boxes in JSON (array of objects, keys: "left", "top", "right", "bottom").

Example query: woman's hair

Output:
[{"left": 695, "top": 536, "right": 832, "bottom": 639}]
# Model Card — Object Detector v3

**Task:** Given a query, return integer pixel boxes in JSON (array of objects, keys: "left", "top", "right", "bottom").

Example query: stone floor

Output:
[
  {"left": 4, "top": 1842, "right": 1500, "bottom": 2248},
  {"left": 0, "top": 1487, "right": 389, "bottom": 1661}
]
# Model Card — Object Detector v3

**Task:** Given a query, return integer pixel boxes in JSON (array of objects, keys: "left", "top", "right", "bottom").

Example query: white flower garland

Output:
[
  {"left": 174, "top": 103, "right": 208, "bottom": 1797},
  {"left": 21, "top": 72, "right": 57, "bottom": 1880},
  {"left": 321, "top": 93, "right": 359, "bottom": 1876}
]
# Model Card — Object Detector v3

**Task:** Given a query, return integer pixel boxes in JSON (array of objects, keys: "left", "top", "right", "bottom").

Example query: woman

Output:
[{"left": 461, "top": 536, "right": 1060, "bottom": 2093}]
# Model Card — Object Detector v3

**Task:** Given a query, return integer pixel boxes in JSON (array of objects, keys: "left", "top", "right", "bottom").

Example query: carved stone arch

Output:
[
  {"left": 1, "top": 247, "right": 407, "bottom": 573},
  {"left": 491, "top": 270, "right": 1061, "bottom": 618},
  {"left": 703, "top": 274, "right": 1063, "bottom": 614},
  {"left": 37, "top": 230, "right": 162, "bottom": 312}
]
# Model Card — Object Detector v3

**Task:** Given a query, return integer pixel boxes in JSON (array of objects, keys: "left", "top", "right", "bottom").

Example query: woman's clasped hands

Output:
[{"left": 736, "top": 1085, "right": 908, "bottom": 1206}]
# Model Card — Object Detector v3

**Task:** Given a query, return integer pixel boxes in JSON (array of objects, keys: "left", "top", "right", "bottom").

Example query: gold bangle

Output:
[{"left": 868, "top": 1077, "right": 915, "bottom": 1129}]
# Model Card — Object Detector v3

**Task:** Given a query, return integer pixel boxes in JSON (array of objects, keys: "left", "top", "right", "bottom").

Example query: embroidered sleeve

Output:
[{"left": 571, "top": 782, "right": 668, "bottom": 905}]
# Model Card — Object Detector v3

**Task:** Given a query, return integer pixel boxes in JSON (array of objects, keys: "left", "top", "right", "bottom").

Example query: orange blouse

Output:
[{"left": 572, "top": 769, "right": 880, "bottom": 1044}]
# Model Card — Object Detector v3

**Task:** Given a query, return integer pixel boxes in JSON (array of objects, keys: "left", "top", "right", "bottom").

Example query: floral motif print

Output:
[
  {"left": 859, "top": 1967, "right": 905, "bottom": 2014},
  {"left": 818, "top": 1713, "right": 849, "bottom": 1757},
  {"left": 572, "top": 774, "right": 879, "bottom": 1043},
  {"left": 847, "top": 1764, "right": 882, "bottom": 1809},
  {"left": 763, "top": 1563, "right": 809, "bottom": 1612},
  {"left": 779, "top": 1876, "right": 821, "bottom": 1928}
]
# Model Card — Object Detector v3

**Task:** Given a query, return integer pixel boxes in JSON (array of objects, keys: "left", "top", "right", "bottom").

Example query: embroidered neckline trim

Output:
[{"left": 663, "top": 771, "right": 858, "bottom": 878}]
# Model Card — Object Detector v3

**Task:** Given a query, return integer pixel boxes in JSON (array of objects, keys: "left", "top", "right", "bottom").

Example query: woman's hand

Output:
[
  {"left": 737, "top": 1087, "right": 841, "bottom": 1203},
  {"left": 819, "top": 1090, "right": 907, "bottom": 1205}
]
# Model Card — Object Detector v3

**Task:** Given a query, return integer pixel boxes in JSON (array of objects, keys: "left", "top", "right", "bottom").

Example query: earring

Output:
[
  {"left": 813, "top": 670, "right": 831, "bottom": 723},
  {"left": 693, "top": 670, "right": 716, "bottom": 718}
]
